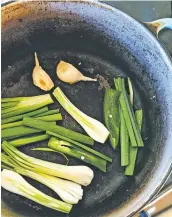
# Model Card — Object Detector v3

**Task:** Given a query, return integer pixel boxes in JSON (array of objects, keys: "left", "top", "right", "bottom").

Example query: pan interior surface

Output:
[{"left": 1, "top": 1, "right": 172, "bottom": 217}]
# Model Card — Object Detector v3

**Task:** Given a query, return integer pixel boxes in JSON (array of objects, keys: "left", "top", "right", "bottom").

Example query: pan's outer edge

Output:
[{"left": 1, "top": 1, "right": 172, "bottom": 217}]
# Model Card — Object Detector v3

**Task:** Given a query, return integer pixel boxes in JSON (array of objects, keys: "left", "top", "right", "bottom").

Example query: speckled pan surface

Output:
[{"left": 1, "top": 1, "right": 172, "bottom": 217}]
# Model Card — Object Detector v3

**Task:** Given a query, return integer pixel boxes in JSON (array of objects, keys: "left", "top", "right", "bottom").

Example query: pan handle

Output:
[{"left": 142, "top": 18, "right": 172, "bottom": 37}]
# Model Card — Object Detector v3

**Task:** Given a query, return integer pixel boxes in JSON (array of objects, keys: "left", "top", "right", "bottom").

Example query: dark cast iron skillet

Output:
[{"left": 1, "top": 1, "right": 172, "bottom": 217}]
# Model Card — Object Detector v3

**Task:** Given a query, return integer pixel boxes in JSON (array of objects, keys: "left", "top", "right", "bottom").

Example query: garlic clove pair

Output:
[
  {"left": 32, "top": 52, "right": 54, "bottom": 91},
  {"left": 56, "top": 61, "right": 97, "bottom": 84}
]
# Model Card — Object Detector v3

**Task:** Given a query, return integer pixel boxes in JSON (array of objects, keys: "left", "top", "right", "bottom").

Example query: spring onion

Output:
[
  {"left": 2, "top": 94, "right": 53, "bottom": 118},
  {"left": 114, "top": 78, "right": 137, "bottom": 147},
  {"left": 53, "top": 87, "right": 109, "bottom": 143},
  {"left": 1, "top": 121, "right": 57, "bottom": 140},
  {"left": 48, "top": 137, "right": 107, "bottom": 172},
  {"left": 2, "top": 114, "right": 62, "bottom": 129},
  {"left": 1, "top": 153, "right": 81, "bottom": 204},
  {"left": 23, "top": 117, "right": 94, "bottom": 145},
  {"left": 2, "top": 96, "right": 33, "bottom": 103},
  {"left": 114, "top": 78, "right": 144, "bottom": 147},
  {"left": 128, "top": 78, "right": 134, "bottom": 106},
  {"left": 1, "top": 169, "right": 72, "bottom": 213},
  {"left": 125, "top": 110, "right": 143, "bottom": 176},
  {"left": 1, "top": 107, "right": 48, "bottom": 124},
  {"left": 120, "top": 78, "right": 132, "bottom": 166},
  {"left": 1, "top": 102, "right": 19, "bottom": 109},
  {"left": 2, "top": 126, "right": 42, "bottom": 140},
  {"left": 32, "top": 148, "right": 69, "bottom": 164},
  {"left": 120, "top": 110, "right": 129, "bottom": 166},
  {"left": 2, "top": 141, "right": 94, "bottom": 186},
  {"left": 8, "top": 134, "right": 50, "bottom": 147},
  {"left": 35, "top": 109, "right": 60, "bottom": 117},
  {"left": 46, "top": 131, "right": 112, "bottom": 162}
]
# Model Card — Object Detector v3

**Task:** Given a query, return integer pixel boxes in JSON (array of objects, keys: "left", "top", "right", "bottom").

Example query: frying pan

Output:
[{"left": 1, "top": 1, "right": 172, "bottom": 217}]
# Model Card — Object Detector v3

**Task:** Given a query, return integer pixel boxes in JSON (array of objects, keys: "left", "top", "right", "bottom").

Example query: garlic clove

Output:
[
  {"left": 56, "top": 61, "right": 97, "bottom": 84},
  {"left": 32, "top": 52, "right": 54, "bottom": 91}
]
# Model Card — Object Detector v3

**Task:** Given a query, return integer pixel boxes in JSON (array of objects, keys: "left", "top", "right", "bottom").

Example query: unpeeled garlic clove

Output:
[
  {"left": 56, "top": 61, "right": 97, "bottom": 84},
  {"left": 32, "top": 52, "right": 54, "bottom": 91}
]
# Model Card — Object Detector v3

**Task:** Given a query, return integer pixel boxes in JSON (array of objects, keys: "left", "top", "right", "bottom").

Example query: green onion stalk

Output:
[
  {"left": 2, "top": 141, "right": 94, "bottom": 186},
  {"left": 2, "top": 114, "right": 62, "bottom": 129},
  {"left": 1, "top": 107, "right": 48, "bottom": 124},
  {"left": 46, "top": 131, "right": 112, "bottom": 162},
  {"left": 2, "top": 94, "right": 53, "bottom": 119},
  {"left": 1, "top": 153, "right": 83, "bottom": 205},
  {"left": 114, "top": 78, "right": 144, "bottom": 147},
  {"left": 125, "top": 110, "right": 143, "bottom": 176},
  {"left": 53, "top": 87, "right": 109, "bottom": 143},
  {"left": 22, "top": 117, "right": 94, "bottom": 145},
  {"left": 1, "top": 169, "right": 72, "bottom": 213},
  {"left": 48, "top": 137, "right": 107, "bottom": 172}
]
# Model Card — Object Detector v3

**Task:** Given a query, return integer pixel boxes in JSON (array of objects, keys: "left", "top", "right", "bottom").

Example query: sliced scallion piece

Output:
[
  {"left": 46, "top": 131, "right": 112, "bottom": 162},
  {"left": 35, "top": 109, "right": 60, "bottom": 117},
  {"left": 22, "top": 117, "right": 94, "bottom": 145},
  {"left": 1, "top": 169, "right": 72, "bottom": 213},
  {"left": 31, "top": 148, "right": 69, "bottom": 164},
  {"left": 1, "top": 107, "right": 48, "bottom": 124},
  {"left": 120, "top": 110, "right": 129, "bottom": 166},
  {"left": 53, "top": 87, "right": 109, "bottom": 143},
  {"left": 1, "top": 102, "right": 19, "bottom": 109},
  {"left": 1, "top": 154, "right": 82, "bottom": 205},
  {"left": 48, "top": 137, "right": 107, "bottom": 172},
  {"left": 2, "top": 94, "right": 53, "bottom": 119},
  {"left": 2, "top": 114, "right": 62, "bottom": 129},
  {"left": 8, "top": 134, "right": 50, "bottom": 147},
  {"left": 125, "top": 110, "right": 143, "bottom": 176},
  {"left": 2, "top": 141, "right": 94, "bottom": 186}
]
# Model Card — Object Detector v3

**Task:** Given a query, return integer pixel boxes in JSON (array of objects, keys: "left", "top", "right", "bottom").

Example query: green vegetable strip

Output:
[
  {"left": 114, "top": 78, "right": 137, "bottom": 147},
  {"left": 23, "top": 117, "right": 94, "bottom": 146},
  {"left": 120, "top": 110, "right": 129, "bottom": 166},
  {"left": 47, "top": 131, "right": 112, "bottom": 162},
  {"left": 32, "top": 147, "right": 60, "bottom": 153},
  {"left": 2, "top": 114, "right": 63, "bottom": 129},
  {"left": 1, "top": 155, "right": 72, "bottom": 212},
  {"left": 1, "top": 96, "right": 33, "bottom": 103},
  {"left": 2, "top": 94, "right": 53, "bottom": 118},
  {"left": 128, "top": 78, "right": 134, "bottom": 105},
  {"left": 104, "top": 88, "right": 121, "bottom": 149},
  {"left": 1, "top": 107, "right": 48, "bottom": 124},
  {"left": 2, "top": 142, "right": 85, "bottom": 186},
  {"left": 35, "top": 109, "right": 60, "bottom": 117},
  {"left": 1, "top": 153, "right": 15, "bottom": 168},
  {"left": 48, "top": 137, "right": 107, "bottom": 172},
  {"left": 1, "top": 168, "right": 72, "bottom": 213},
  {"left": 53, "top": 87, "right": 110, "bottom": 144},
  {"left": 125, "top": 110, "right": 143, "bottom": 176},
  {"left": 1, "top": 164, "right": 13, "bottom": 170},
  {"left": 1, "top": 102, "right": 19, "bottom": 109},
  {"left": 46, "top": 131, "right": 112, "bottom": 162},
  {"left": 8, "top": 134, "right": 50, "bottom": 147},
  {"left": 2, "top": 126, "right": 42, "bottom": 140},
  {"left": 121, "top": 79, "right": 144, "bottom": 147},
  {"left": 2, "top": 121, "right": 56, "bottom": 140},
  {"left": 37, "top": 114, "right": 62, "bottom": 122},
  {"left": 2, "top": 143, "right": 35, "bottom": 170},
  {"left": 32, "top": 148, "right": 69, "bottom": 164},
  {"left": 2, "top": 121, "right": 23, "bottom": 129}
]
